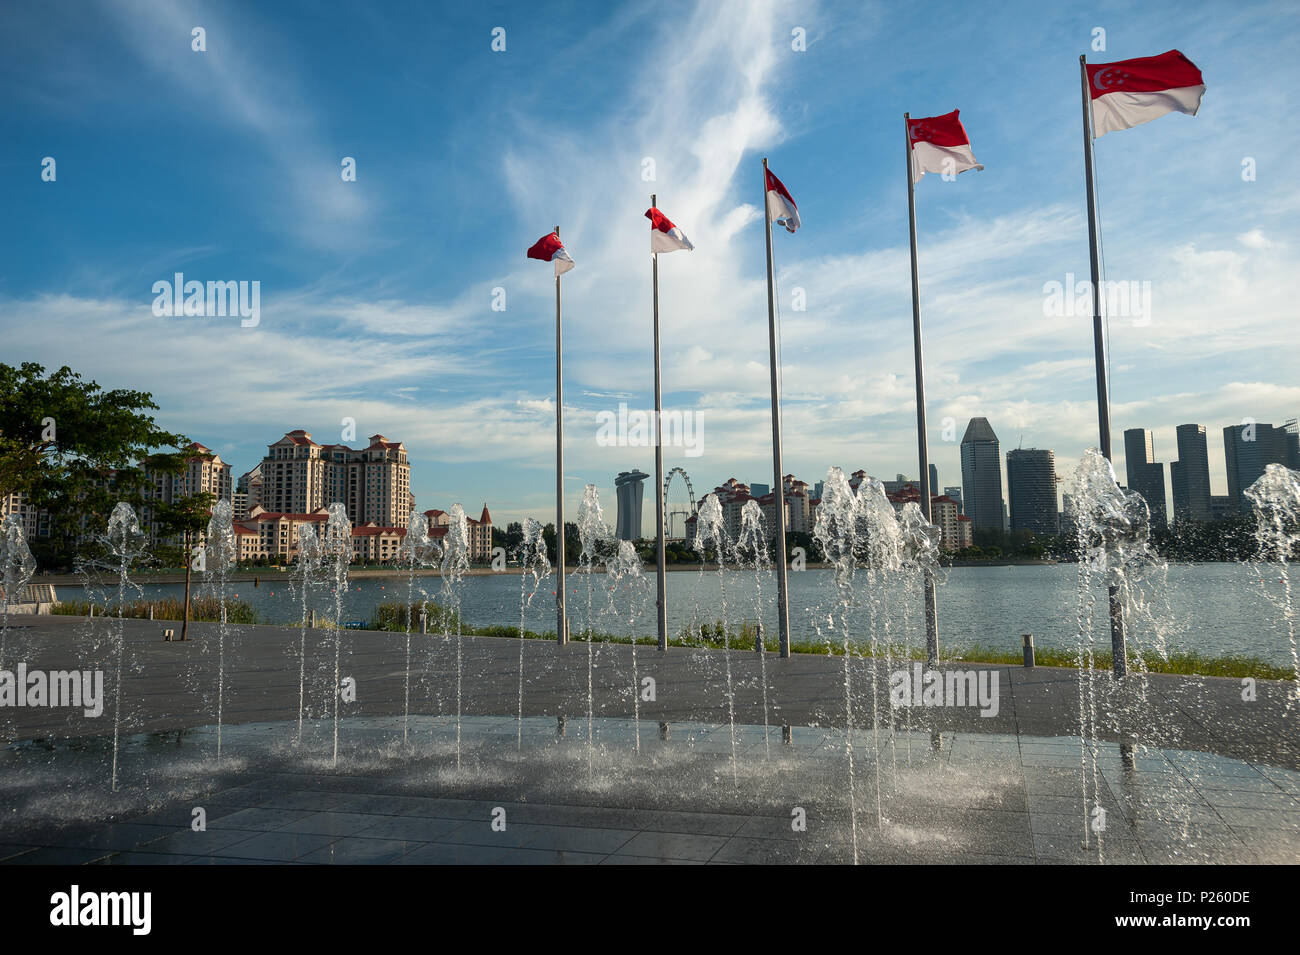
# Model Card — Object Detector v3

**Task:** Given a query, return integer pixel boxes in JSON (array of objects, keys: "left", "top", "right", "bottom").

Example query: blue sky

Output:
[{"left": 2, "top": 0, "right": 1297, "bottom": 530}]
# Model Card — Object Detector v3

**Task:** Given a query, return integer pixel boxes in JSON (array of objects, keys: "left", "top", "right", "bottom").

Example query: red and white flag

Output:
[
  {"left": 527, "top": 231, "right": 575, "bottom": 276},
  {"left": 1086, "top": 50, "right": 1205, "bottom": 138},
  {"left": 765, "top": 168, "right": 800, "bottom": 233},
  {"left": 908, "top": 109, "right": 983, "bottom": 183},
  {"left": 645, "top": 207, "right": 694, "bottom": 253}
]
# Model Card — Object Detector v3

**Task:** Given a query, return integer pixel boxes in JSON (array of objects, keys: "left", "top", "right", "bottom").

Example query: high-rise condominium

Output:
[
  {"left": 1224, "top": 422, "right": 1291, "bottom": 513},
  {"left": 960, "top": 418, "right": 1004, "bottom": 531},
  {"left": 1006, "top": 448, "right": 1059, "bottom": 536},
  {"left": 1170, "top": 424, "right": 1212, "bottom": 523},
  {"left": 1123, "top": 428, "right": 1167, "bottom": 527},
  {"left": 262, "top": 430, "right": 411, "bottom": 528}
]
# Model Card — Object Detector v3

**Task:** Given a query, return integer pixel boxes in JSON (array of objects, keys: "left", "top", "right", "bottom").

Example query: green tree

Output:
[
  {"left": 152, "top": 485, "right": 217, "bottom": 642},
  {"left": 0, "top": 362, "right": 186, "bottom": 567}
]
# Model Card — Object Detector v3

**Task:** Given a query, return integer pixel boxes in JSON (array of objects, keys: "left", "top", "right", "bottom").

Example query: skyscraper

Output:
[
  {"left": 943, "top": 486, "right": 963, "bottom": 512},
  {"left": 1224, "top": 422, "right": 1291, "bottom": 513},
  {"left": 1006, "top": 448, "right": 1059, "bottom": 536},
  {"left": 1170, "top": 423, "right": 1212, "bottom": 523},
  {"left": 928, "top": 463, "right": 938, "bottom": 495},
  {"left": 960, "top": 418, "right": 1004, "bottom": 531},
  {"left": 1123, "top": 428, "right": 1168, "bottom": 527},
  {"left": 614, "top": 470, "right": 649, "bottom": 541}
]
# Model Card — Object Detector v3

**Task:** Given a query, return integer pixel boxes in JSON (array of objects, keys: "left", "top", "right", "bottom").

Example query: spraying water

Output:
[
  {"left": 516, "top": 517, "right": 551, "bottom": 748},
  {"left": 1245, "top": 464, "right": 1300, "bottom": 704},
  {"left": 736, "top": 500, "right": 773, "bottom": 758},
  {"left": 576, "top": 485, "right": 612, "bottom": 771},
  {"left": 203, "top": 500, "right": 238, "bottom": 761},
  {"left": 322, "top": 503, "right": 353, "bottom": 767},
  {"left": 399, "top": 511, "right": 440, "bottom": 746},
  {"left": 104, "top": 503, "right": 148, "bottom": 791},
  {"left": 0, "top": 514, "right": 36, "bottom": 673},
  {"left": 294, "top": 523, "right": 325, "bottom": 742},
  {"left": 854, "top": 477, "right": 903, "bottom": 826},
  {"left": 693, "top": 493, "right": 739, "bottom": 787},
  {"left": 605, "top": 539, "right": 649, "bottom": 752},
  {"left": 440, "top": 504, "right": 471, "bottom": 770},
  {"left": 813, "top": 467, "right": 862, "bottom": 862},
  {"left": 897, "top": 501, "right": 942, "bottom": 775},
  {"left": 1067, "top": 448, "right": 1152, "bottom": 858}
]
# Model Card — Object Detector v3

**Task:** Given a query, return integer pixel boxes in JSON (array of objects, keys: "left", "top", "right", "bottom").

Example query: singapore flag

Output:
[
  {"left": 907, "top": 110, "right": 983, "bottom": 183},
  {"left": 526, "top": 231, "right": 575, "bottom": 276},
  {"left": 1086, "top": 50, "right": 1205, "bottom": 138},
  {"left": 644, "top": 207, "right": 694, "bottom": 253}
]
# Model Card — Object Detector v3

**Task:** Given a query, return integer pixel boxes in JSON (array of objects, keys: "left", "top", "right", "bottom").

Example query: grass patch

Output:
[{"left": 52, "top": 597, "right": 258, "bottom": 625}]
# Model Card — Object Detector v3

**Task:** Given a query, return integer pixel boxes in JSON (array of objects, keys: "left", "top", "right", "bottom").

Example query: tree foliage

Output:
[{"left": 0, "top": 362, "right": 187, "bottom": 567}]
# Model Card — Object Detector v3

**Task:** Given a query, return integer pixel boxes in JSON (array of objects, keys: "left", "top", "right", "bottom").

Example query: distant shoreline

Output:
[{"left": 38, "top": 558, "right": 1066, "bottom": 585}]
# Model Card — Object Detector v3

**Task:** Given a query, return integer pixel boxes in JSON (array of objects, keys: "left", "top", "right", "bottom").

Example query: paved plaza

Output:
[{"left": 1, "top": 617, "right": 1298, "bottom": 864}]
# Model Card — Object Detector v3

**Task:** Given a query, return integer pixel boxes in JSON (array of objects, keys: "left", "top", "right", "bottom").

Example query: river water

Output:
[{"left": 58, "top": 562, "right": 1293, "bottom": 665}]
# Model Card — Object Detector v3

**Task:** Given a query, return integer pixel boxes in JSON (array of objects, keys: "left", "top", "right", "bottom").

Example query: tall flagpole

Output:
[
  {"left": 762, "top": 158, "right": 791, "bottom": 658},
  {"left": 554, "top": 225, "right": 568, "bottom": 645},
  {"left": 1079, "top": 56, "right": 1126, "bottom": 677},
  {"left": 904, "top": 114, "right": 941, "bottom": 667},
  {"left": 651, "top": 194, "right": 669, "bottom": 652}
]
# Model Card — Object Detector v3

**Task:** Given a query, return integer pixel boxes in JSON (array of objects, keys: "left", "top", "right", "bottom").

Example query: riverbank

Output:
[
  {"left": 36, "top": 558, "right": 1066, "bottom": 585},
  {"left": 37, "top": 609, "right": 1297, "bottom": 681}
]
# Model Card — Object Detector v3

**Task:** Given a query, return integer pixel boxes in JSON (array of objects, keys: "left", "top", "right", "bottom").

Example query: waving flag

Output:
[
  {"left": 908, "top": 110, "right": 983, "bottom": 183},
  {"left": 765, "top": 168, "right": 800, "bottom": 233},
  {"left": 645, "top": 207, "right": 693, "bottom": 253},
  {"left": 1086, "top": 50, "right": 1205, "bottom": 137},
  {"left": 527, "top": 231, "right": 575, "bottom": 276}
]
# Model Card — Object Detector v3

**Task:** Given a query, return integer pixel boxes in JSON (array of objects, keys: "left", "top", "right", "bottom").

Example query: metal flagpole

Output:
[
  {"left": 651, "top": 194, "right": 669, "bottom": 652},
  {"left": 554, "top": 225, "right": 568, "bottom": 645},
  {"left": 1079, "top": 55, "right": 1126, "bottom": 677},
  {"left": 904, "top": 114, "right": 941, "bottom": 667},
  {"left": 762, "top": 158, "right": 792, "bottom": 658}
]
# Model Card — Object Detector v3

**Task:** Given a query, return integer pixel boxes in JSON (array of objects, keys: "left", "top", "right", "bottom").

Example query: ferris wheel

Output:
[{"left": 663, "top": 467, "right": 696, "bottom": 539}]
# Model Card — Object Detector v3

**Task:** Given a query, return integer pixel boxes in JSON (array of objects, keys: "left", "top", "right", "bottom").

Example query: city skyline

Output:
[
  {"left": 3, "top": 1, "right": 1298, "bottom": 530},
  {"left": 106, "top": 407, "right": 1297, "bottom": 539}
]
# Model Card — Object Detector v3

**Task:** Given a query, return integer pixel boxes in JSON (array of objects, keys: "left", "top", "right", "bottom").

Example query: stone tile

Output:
[
  {"left": 709, "top": 836, "right": 819, "bottom": 864},
  {"left": 92, "top": 851, "right": 200, "bottom": 865},
  {"left": 207, "top": 807, "right": 312, "bottom": 831},
  {"left": 1031, "top": 833, "right": 1145, "bottom": 864},
  {"left": 3, "top": 846, "right": 109, "bottom": 865},
  {"left": 638, "top": 809, "right": 751, "bottom": 836},
  {"left": 599, "top": 855, "right": 706, "bottom": 865},
  {"left": 208, "top": 831, "right": 336, "bottom": 861},
  {"left": 277, "top": 811, "right": 389, "bottom": 837},
  {"left": 137, "top": 828, "right": 266, "bottom": 855},
  {"left": 297, "top": 837, "right": 415, "bottom": 865},
  {"left": 352, "top": 816, "right": 464, "bottom": 842},
  {"left": 517, "top": 825, "right": 639, "bottom": 855},
  {"left": 390, "top": 842, "right": 513, "bottom": 864},
  {"left": 615, "top": 831, "right": 729, "bottom": 862},
  {"left": 1214, "top": 807, "right": 1300, "bottom": 830}
]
